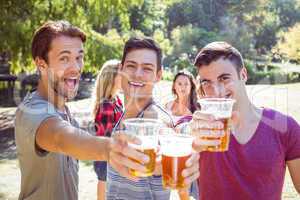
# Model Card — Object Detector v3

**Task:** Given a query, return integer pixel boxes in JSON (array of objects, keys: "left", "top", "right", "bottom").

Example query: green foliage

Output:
[
  {"left": 1, "top": 0, "right": 300, "bottom": 78},
  {"left": 162, "top": 69, "right": 175, "bottom": 81},
  {"left": 163, "top": 25, "right": 219, "bottom": 74},
  {"left": 84, "top": 29, "right": 124, "bottom": 74},
  {"left": 0, "top": 0, "right": 142, "bottom": 74},
  {"left": 275, "top": 23, "right": 300, "bottom": 63}
]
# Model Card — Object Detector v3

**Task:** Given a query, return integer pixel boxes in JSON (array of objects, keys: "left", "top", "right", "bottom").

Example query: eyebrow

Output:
[
  {"left": 58, "top": 49, "right": 84, "bottom": 56},
  {"left": 125, "top": 60, "right": 154, "bottom": 66},
  {"left": 217, "top": 73, "right": 231, "bottom": 79},
  {"left": 199, "top": 78, "right": 210, "bottom": 83},
  {"left": 199, "top": 73, "right": 232, "bottom": 83}
]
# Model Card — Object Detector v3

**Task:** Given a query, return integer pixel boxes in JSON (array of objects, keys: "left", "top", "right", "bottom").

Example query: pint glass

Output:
[
  {"left": 159, "top": 128, "right": 194, "bottom": 190},
  {"left": 123, "top": 118, "right": 162, "bottom": 177},
  {"left": 198, "top": 98, "right": 235, "bottom": 152}
]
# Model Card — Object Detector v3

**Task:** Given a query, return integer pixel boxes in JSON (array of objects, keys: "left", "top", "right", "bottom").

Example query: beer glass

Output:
[
  {"left": 159, "top": 128, "right": 194, "bottom": 190},
  {"left": 198, "top": 98, "right": 235, "bottom": 152},
  {"left": 123, "top": 118, "right": 162, "bottom": 177}
]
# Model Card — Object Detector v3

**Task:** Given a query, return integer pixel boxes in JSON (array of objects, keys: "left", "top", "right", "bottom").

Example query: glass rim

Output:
[
  {"left": 123, "top": 118, "right": 163, "bottom": 126},
  {"left": 198, "top": 98, "right": 236, "bottom": 104}
]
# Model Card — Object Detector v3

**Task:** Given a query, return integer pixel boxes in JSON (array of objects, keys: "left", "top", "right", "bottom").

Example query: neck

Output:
[
  {"left": 37, "top": 80, "right": 66, "bottom": 112},
  {"left": 235, "top": 97, "right": 261, "bottom": 130},
  {"left": 124, "top": 95, "right": 153, "bottom": 118},
  {"left": 177, "top": 96, "right": 189, "bottom": 106}
]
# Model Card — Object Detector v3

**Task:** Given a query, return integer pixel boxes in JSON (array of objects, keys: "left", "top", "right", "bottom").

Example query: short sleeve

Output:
[
  {"left": 285, "top": 117, "right": 300, "bottom": 161},
  {"left": 15, "top": 99, "right": 61, "bottom": 157}
]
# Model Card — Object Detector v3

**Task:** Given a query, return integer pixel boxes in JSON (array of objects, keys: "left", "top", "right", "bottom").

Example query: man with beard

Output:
[{"left": 14, "top": 21, "right": 150, "bottom": 200}]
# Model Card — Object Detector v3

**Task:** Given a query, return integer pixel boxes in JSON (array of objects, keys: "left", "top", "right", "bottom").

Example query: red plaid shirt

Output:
[{"left": 94, "top": 96, "right": 123, "bottom": 137}]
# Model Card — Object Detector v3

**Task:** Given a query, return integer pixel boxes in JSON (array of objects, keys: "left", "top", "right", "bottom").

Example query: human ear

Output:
[
  {"left": 155, "top": 68, "right": 162, "bottom": 82},
  {"left": 240, "top": 67, "right": 248, "bottom": 82},
  {"left": 34, "top": 57, "right": 47, "bottom": 73}
]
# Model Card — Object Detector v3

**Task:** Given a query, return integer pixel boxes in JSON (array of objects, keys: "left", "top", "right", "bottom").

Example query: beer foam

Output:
[
  {"left": 199, "top": 98, "right": 235, "bottom": 119},
  {"left": 160, "top": 135, "right": 193, "bottom": 157}
]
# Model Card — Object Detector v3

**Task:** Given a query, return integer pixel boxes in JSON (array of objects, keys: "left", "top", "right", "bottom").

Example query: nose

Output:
[
  {"left": 70, "top": 60, "right": 82, "bottom": 73},
  {"left": 211, "top": 83, "right": 226, "bottom": 98},
  {"left": 134, "top": 67, "right": 144, "bottom": 78}
]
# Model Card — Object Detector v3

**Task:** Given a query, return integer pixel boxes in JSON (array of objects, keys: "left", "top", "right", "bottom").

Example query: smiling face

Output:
[
  {"left": 173, "top": 75, "right": 192, "bottom": 98},
  {"left": 121, "top": 48, "right": 162, "bottom": 100},
  {"left": 197, "top": 58, "right": 247, "bottom": 104},
  {"left": 38, "top": 35, "right": 84, "bottom": 100}
]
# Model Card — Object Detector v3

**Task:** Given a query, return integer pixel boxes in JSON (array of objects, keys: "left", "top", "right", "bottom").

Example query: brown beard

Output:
[{"left": 48, "top": 75, "right": 78, "bottom": 101}]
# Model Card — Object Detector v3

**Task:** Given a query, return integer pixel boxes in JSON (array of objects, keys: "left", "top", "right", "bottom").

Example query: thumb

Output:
[{"left": 231, "top": 111, "right": 239, "bottom": 126}]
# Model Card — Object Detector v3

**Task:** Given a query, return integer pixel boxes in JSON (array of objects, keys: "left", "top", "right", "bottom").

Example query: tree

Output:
[
  {"left": 0, "top": 0, "right": 142, "bottom": 74},
  {"left": 275, "top": 23, "right": 300, "bottom": 63}
]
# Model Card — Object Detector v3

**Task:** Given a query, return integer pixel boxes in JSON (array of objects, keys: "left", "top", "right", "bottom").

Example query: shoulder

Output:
[
  {"left": 16, "top": 92, "right": 60, "bottom": 123},
  {"left": 260, "top": 108, "right": 299, "bottom": 133}
]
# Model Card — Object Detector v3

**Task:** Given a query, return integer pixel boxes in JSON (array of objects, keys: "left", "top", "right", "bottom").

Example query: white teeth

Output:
[
  {"left": 67, "top": 77, "right": 77, "bottom": 80},
  {"left": 129, "top": 81, "right": 144, "bottom": 87}
]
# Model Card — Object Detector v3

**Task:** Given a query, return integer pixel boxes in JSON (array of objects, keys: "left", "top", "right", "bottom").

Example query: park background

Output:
[{"left": 0, "top": 0, "right": 300, "bottom": 199}]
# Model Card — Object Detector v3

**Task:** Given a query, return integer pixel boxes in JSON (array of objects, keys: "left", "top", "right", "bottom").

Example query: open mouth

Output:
[
  {"left": 64, "top": 77, "right": 79, "bottom": 89},
  {"left": 128, "top": 81, "right": 145, "bottom": 87},
  {"left": 225, "top": 93, "right": 232, "bottom": 98}
]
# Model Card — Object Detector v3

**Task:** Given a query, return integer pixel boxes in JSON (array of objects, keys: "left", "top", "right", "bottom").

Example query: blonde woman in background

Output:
[{"left": 91, "top": 59, "right": 123, "bottom": 200}]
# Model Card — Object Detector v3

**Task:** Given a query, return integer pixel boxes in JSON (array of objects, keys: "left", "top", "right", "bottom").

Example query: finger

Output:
[
  {"left": 195, "top": 129, "right": 225, "bottom": 137},
  {"left": 192, "top": 138, "right": 221, "bottom": 152},
  {"left": 109, "top": 156, "right": 139, "bottom": 182},
  {"left": 193, "top": 137, "right": 221, "bottom": 146},
  {"left": 114, "top": 131, "right": 142, "bottom": 145},
  {"left": 122, "top": 145, "right": 150, "bottom": 164},
  {"left": 185, "top": 153, "right": 200, "bottom": 167},
  {"left": 231, "top": 111, "right": 239, "bottom": 126},
  {"left": 111, "top": 136, "right": 149, "bottom": 164},
  {"left": 184, "top": 170, "right": 200, "bottom": 185},
  {"left": 153, "top": 156, "right": 162, "bottom": 175},
  {"left": 192, "top": 111, "right": 215, "bottom": 121},
  {"left": 182, "top": 160, "right": 199, "bottom": 178},
  {"left": 190, "top": 120, "right": 224, "bottom": 131},
  {"left": 110, "top": 151, "right": 148, "bottom": 173}
]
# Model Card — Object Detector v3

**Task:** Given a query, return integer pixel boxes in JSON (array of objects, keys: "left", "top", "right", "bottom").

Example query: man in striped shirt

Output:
[{"left": 106, "top": 37, "right": 200, "bottom": 200}]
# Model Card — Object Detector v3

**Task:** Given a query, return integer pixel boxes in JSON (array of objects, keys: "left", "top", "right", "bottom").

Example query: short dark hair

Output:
[
  {"left": 121, "top": 37, "right": 162, "bottom": 71},
  {"left": 31, "top": 20, "right": 86, "bottom": 63},
  {"left": 194, "top": 41, "right": 244, "bottom": 73}
]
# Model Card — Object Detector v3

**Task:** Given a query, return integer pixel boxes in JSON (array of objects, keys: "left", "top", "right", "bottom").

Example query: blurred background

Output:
[
  {"left": 0, "top": 0, "right": 300, "bottom": 199},
  {"left": 1, "top": 0, "right": 300, "bottom": 106}
]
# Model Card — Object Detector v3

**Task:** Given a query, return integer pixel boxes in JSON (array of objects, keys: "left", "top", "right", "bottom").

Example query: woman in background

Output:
[
  {"left": 165, "top": 70, "right": 200, "bottom": 200},
  {"left": 91, "top": 59, "right": 123, "bottom": 200},
  {"left": 165, "top": 70, "right": 199, "bottom": 126}
]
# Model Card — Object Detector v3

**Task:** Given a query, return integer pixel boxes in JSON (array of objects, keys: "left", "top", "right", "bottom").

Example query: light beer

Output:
[
  {"left": 129, "top": 148, "right": 156, "bottom": 177},
  {"left": 129, "top": 135, "right": 157, "bottom": 177},
  {"left": 200, "top": 118, "right": 230, "bottom": 152},
  {"left": 198, "top": 98, "right": 235, "bottom": 152},
  {"left": 162, "top": 153, "right": 191, "bottom": 189},
  {"left": 122, "top": 118, "right": 162, "bottom": 177},
  {"left": 160, "top": 133, "right": 194, "bottom": 190}
]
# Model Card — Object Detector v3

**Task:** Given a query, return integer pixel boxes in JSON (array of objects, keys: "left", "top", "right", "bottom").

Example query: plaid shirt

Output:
[{"left": 94, "top": 96, "right": 123, "bottom": 137}]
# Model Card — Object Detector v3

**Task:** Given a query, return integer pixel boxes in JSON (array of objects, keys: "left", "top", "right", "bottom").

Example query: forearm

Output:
[
  {"left": 37, "top": 118, "right": 111, "bottom": 161},
  {"left": 54, "top": 125, "right": 111, "bottom": 161}
]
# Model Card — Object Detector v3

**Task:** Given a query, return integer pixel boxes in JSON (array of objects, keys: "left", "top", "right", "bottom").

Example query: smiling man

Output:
[
  {"left": 106, "top": 37, "right": 200, "bottom": 200},
  {"left": 191, "top": 41, "right": 300, "bottom": 200},
  {"left": 14, "top": 21, "right": 151, "bottom": 200}
]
